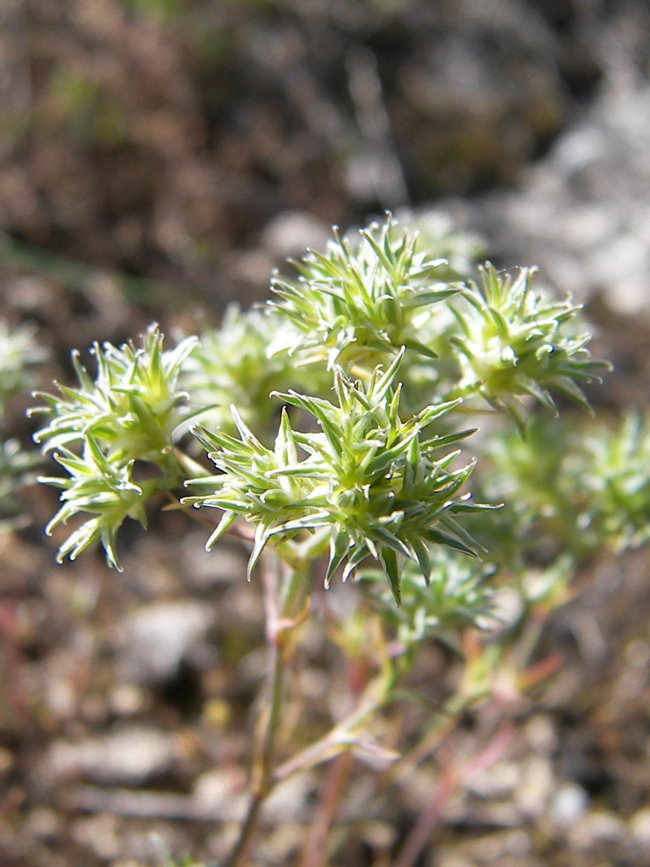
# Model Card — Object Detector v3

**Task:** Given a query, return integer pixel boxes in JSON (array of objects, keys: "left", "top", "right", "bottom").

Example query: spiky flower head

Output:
[
  {"left": 38, "top": 436, "right": 151, "bottom": 570},
  {"left": 31, "top": 325, "right": 198, "bottom": 568},
  {"left": 570, "top": 411, "right": 650, "bottom": 551},
  {"left": 31, "top": 324, "right": 197, "bottom": 463},
  {"left": 268, "top": 215, "right": 458, "bottom": 371},
  {"left": 186, "top": 351, "right": 490, "bottom": 604},
  {"left": 0, "top": 320, "right": 46, "bottom": 418},
  {"left": 179, "top": 305, "right": 324, "bottom": 442},
  {"left": 395, "top": 209, "right": 486, "bottom": 283},
  {"left": 446, "top": 265, "right": 607, "bottom": 430}
]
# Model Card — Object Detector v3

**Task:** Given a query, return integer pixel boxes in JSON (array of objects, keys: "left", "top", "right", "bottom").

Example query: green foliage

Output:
[
  {"left": 121, "top": 0, "right": 183, "bottom": 21},
  {"left": 39, "top": 436, "right": 151, "bottom": 570},
  {"left": 32, "top": 324, "right": 196, "bottom": 462},
  {"left": 186, "top": 350, "right": 489, "bottom": 602},
  {"left": 0, "top": 319, "right": 45, "bottom": 528},
  {"left": 364, "top": 545, "right": 495, "bottom": 650},
  {"left": 569, "top": 411, "right": 650, "bottom": 551},
  {"left": 32, "top": 214, "right": 610, "bottom": 598},
  {"left": 396, "top": 209, "right": 485, "bottom": 283},
  {"left": 180, "top": 305, "right": 321, "bottom": 442},
  {"left": 0, "top": 439, "right": 41, "bottom": 528},
  {"left": 268, "top": 215, "right": 458, "bottom": 370},
  {"left": 468, "top": 415, "right": 579, "bottom": 567},
  {"left": 470, "top": 410, "right": 650, "bottom": 569},
  {"left": 31, "top": 324, "right": 198, "bottom": 566},
  {"left": 444, "top": 265, "right": 607, "bottom": 429}
]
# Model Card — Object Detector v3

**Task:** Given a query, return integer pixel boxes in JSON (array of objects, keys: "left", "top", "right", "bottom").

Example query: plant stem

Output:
[
  {"left": 298, "top": 750, "right": 354, "bottom": 867},
  {"left": 393, "top": 721, "right": 516, "bottom": 867},
  {"left": 222, "top": 553, "right": 307, "bottom": 867},
  {"left": 221, "top": 791, "right": 264, "bottom": 867},
  {"left": 273, "top": 658, "right": 402, "bottom": 784}
]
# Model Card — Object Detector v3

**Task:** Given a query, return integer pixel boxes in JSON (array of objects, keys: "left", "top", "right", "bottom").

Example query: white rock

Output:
[
  {"left": 118, "top": 599, "right": 214, "bottom": 685},
  {"left": 47, "top": 726, "right": 177, "bottom": 785},
  {"left": 550, "top": 782, "right": 589, "bottom": 828}
]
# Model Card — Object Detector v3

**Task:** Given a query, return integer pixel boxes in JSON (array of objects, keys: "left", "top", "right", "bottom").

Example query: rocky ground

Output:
[{"left": 1, "top": 1, "right": 650, "bottom": 865}]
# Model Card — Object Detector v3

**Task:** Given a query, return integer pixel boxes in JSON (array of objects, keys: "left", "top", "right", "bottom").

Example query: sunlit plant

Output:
[
  {"left": 29, "top": 213, "right": 620, "bottom": 867},
  {"left": 29, "top": 324, "right": 197, "bottom": 567}
]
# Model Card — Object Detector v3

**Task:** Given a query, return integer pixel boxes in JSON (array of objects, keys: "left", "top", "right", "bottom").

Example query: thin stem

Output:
[
  {"left": 222, "top": 553, "right": 307, "bottom": 867},
  {"left": 221, "top": 635, "right": 287, "bottom": 867},
  {"left": 274, "top": 657, "right": 402, "bottom": 784},
  {"left": 393, "top": 721, "right": 516, "bottom": 867},
  {"left": 298, "top": 751, "right": 354, "bottom": 867},
  {"left": 221, "top": 792, "right": 264, "bottom": 867},
  {"left": 255, "top": 636, "right": 286, "bottom": 792}
]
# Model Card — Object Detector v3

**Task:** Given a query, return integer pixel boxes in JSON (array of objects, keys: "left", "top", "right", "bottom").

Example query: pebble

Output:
[
  {"left": 549, "top": 782, "right": 589, "bottom": 828},
  {"left": 630, "top": 807, "right": 650, "bottom": 846},
  {"left": 117, "top": 599, "right": 214, "bottom": 685},
  {"left": 567, "top": 810, "right": 627, "bottom": 849},
  {"left": 47, "top": 725, "right": 177, "bottom": 785},
  {"left": 517, "top": 756, "right": 554, "bottom": 818}
]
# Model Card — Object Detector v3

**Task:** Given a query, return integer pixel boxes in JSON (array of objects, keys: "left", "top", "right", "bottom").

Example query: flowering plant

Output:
[{"left": 30, "top": 213, "right": 617, "bottom": 866}]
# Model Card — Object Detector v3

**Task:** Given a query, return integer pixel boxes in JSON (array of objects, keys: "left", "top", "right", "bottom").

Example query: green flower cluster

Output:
[
  {"left": 268, "top": 216, "right": 458, "bottom": 370},
  {"left": 31, "top": 324, "right": 197, "bottom": 568},
  {"left": 0, "top": 438, "right": 41, "bottom": 530},
  {"left": 442, "top": 265, "right": 606, "bottom": 429},
  {"left": 268, "top": 218, "right": 606, "bottom": 432},
  {"left": 179, "top": 305, "right": 322, "bottom": 442},
  {"left": 0, "top": 320, "right": 46, "bottom": 417},
  {"left": 186, "top": 352, "right": 487, "bottom": 603},
  {"left": 394, "top": 209, "right": 485, "bottom": 283},
  {"left": 467, "top": 410, "right": 650, "bottom": 575},
  {"left": 32, "top": 324, "right": 197, "bottom": 462},
  {"left": 30, "top": 214, "right": 611, "bottom": 602},
  {"left": 469, "top": 415, "right": 576, "bottom": 565},
  {"left": 0, "top": 318, "right": 46, "bottom": 528},
  {"left": 572, "top": 412, "right": 650, "bottom": 551},
  {"left": 39, "top": 435, "right": 151, "bottom": 569}
]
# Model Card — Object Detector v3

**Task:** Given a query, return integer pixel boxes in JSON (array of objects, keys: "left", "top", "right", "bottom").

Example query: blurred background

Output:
[
  {"left": 1, "top": 0, "right": 649, "bottom": 328},
  {"left": 2, "top": 1, "right": 650, "bottom": 865}
]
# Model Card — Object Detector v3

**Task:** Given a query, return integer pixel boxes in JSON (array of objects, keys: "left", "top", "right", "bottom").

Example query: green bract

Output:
[
  {"left": 39, "top": 436, "right": 150, "bottom": 570},
  {"left": 268, "top": 215, "right": 458, "bottom": 370},
  {"left": 31, "top": 324, "right": 198, "bottom": 568},
  {"left": 179, "top": 305, "right": 323, "bottom": 442},
  {"left": 395, "top": 209, "right": 485, "bottom": 283},
  {"left": 186, "top": 351, "right": 489, "bottom": 604},
  {"left": 444, "top": 265, "right": 607, "bottom": 429},
  {"left": 31, "top": 323, "right": 197, "bottom": 462},
  {"left": 364, "top": 547, "right": 495, "bottom": 650}
]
